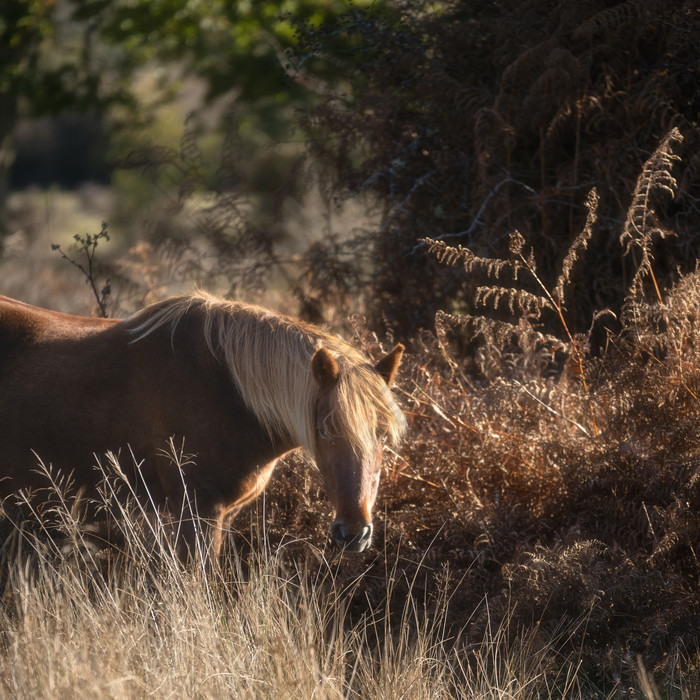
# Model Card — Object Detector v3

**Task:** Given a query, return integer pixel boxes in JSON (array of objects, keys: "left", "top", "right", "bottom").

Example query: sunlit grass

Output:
[{"left": 0, "top": 455, "right": 603, "bottom": 700}]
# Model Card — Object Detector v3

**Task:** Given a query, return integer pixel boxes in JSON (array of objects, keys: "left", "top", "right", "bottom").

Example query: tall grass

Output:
[{"left": 0, "top": 454, "right": 604, "bottom": 700}]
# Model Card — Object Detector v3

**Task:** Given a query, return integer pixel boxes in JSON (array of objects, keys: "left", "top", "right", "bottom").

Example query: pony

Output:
[{"left": 0, "top": 292, "right": 406, "bottom": 562}]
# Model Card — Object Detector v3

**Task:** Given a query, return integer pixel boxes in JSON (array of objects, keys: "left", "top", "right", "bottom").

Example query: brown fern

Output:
[
  {"left": 300, "top": 1, "right": 700, "bottom": 335},
  {"left": 475, "top": 286, "right": 550, "bottom": 318},
  {"left": 621, "top": 127, "right": 683, "bottom": 318},
  {"left": 555, "top": 188, "right": 599, "bottom": 307},
  {"left": 421, "top": 238, "right": 517, "bottom": 280},
  {"left": 572, "top": 0, "right": 663, "bottom": 41}
]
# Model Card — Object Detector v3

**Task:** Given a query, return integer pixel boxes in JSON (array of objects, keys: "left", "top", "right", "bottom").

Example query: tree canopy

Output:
[{"left": 0, "top": 0, "right": 387, "bottom": 233}]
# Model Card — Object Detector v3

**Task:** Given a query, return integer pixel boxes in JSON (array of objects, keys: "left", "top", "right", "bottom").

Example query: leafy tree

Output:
[
  {"left": 1, "top": 0, "right": 57, "bottom": 233},
  {"left": 0, "top": 0, "right": 129, "bottom": 236},
  {"left": 0, "top": 0, "right": 380, "bottom": 237}
]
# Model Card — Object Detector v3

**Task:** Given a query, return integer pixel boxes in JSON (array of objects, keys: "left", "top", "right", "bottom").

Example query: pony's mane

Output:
[{"left": 127, "top": 292, "right": 406, "bottom": 456}]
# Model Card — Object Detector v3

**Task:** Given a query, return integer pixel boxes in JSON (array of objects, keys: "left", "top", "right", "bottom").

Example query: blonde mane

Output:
[{"left": 127, "top": 292, "right": 406, "bottom": 456}]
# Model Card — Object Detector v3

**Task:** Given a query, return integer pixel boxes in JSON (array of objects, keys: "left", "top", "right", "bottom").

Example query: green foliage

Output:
[
  {"left": 0, "top": 0, "right": 127, "bottom": 116},
  {"left": 93, "top": 0, "right": 388, "bottom": 138},
  {"left": 0, "top": 0, "right": 54, "bottom": 95},
  {"left": 0, "top": 1, "right": 388, "bottom": 238},
  {"left": 4, "top": 0, "right": 381, "bottom": 107}
]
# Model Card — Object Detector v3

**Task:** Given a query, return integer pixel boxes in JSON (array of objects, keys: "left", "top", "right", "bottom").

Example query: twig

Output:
[
  {"left": 52, "top": 222, "right": 112, "bottom": 317},
  {"left": 512, "top": 380, "right": 591, "bottom": 437}
]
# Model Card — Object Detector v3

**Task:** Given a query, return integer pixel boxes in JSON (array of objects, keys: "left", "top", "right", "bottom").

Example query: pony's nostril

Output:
[
  {"left": 331, "top": 520, "right": 347, "bottom": 545},
  {"left": 331, "top": 520, "right": 373, "bottom": 551}
]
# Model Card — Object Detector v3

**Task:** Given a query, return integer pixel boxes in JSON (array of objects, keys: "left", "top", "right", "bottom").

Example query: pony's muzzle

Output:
[{"left": 331, "top": 520, "right": 373, "bottom": 552}]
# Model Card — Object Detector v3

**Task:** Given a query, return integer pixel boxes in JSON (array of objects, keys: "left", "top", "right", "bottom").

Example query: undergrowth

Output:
[
  {"left": 297, "top": 0, "right": 700, "bottom": 334},
  {"left": 0, "top": 457, "right": 595, "bottom": 699},
  {"left": 2, "top": 128, "right": 700, "bottom": 697},
  {"left": 259, "top": 127, "right": 700, "bottom": 694}
]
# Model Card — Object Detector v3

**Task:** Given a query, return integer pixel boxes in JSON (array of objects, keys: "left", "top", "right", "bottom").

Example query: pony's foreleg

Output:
[
  {"left": 170, "top": 503, "right": 241, "bottom": 571},
  {"left": 171, "top": 504, "right": 241, "bottom": 570},
  {"left": 171, "top": 512, "right": 228, "bottom": 572},
  {"left": 197, "top": 460, "right": 279, "bottom": 571},
  {"left": 208, "top": 504, "right": 242, "bottom": 568},
  {"left": 172, "top": 513, "right": 208, "bottom": 567}
]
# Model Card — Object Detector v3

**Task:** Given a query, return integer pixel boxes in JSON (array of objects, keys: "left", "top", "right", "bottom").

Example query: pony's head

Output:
[
  {"left": 311, "top": 343, "right": 405, "bottom": 552},
  {"left": 127, "top": 292, "right": 407, "bottom": 552}
]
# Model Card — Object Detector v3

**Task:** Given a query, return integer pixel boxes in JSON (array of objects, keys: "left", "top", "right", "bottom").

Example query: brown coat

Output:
[{"left": 0, "top": 293, "right": 405, "bottom": 560}]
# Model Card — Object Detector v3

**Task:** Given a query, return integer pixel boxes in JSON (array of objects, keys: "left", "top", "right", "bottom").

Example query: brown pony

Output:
[{"left": 0, "top": 292, "right": 406, "bottom": 561}]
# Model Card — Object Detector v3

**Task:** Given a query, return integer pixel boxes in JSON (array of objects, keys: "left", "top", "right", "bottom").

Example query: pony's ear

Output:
[
  {"left": 374, "top": 343, "right": 404, "bottom": 386},
  {"left": 312, "top": 347, "right": 340, "bottom": 389}
]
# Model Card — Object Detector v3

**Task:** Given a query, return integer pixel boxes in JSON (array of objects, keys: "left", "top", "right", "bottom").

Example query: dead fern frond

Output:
[
  {"left": 523, "top": 49, "right": 582, "bottom": 131},
  {"left": 493, "top": 41, "right": 556, "bottom": 120},
  {"left": 436, "top": 310, "right": 567, "bottom": 370},
  {"left": 474, "top": 107, "right": 517, "bottom": 158},
  {"left": 508, "top": 229, "right": 526, "bottom": 258},
  {"left": 422, "top": 238, "right": 516, "bottom": 279},
  {"left": 476, "top": 286, "right": 551, "bottom": 318},
  {"left": 422, "top": 239, "right": 475, "bottom": 267},
  {"left": 620, "top": 128, "right": 683, "bottom": 256},
  {"left": 621, "top": 128, "right": 684, "bottom": 321},
  {"left": 572, "top": 0, "right": 661, "bottom": 41},
  {"left": 507, "top": 230, "right": 536, "bottom": 278},
  {"left": 555, "top": 188, "right": 599, "bottom": 307},
  {"left": 467, "top": 314, "right": 565, "bottom": 350}
]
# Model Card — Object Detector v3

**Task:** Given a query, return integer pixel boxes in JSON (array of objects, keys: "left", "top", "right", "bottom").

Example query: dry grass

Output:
[{"left": 0, "top": 458, "right": 595, "bottom": 699}]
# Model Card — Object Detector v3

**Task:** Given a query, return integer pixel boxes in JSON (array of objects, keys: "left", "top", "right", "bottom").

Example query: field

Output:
[
  {"left": 2, "top": 1, "right": 700, "bottom": 691},
  {"left": 2, "top": 132, "right": 700, "bottom": 698}
]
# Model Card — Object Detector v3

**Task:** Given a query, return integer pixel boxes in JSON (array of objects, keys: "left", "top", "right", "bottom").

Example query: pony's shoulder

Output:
[
  {"left": 0, "top": 296, "right": 117, "bottom": 358},
  {"left": 0, "top": 296, "right": 46, "bottom": 353}
]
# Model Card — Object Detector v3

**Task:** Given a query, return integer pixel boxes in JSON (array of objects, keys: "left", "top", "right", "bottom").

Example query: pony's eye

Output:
[{"left": 318, "top": 428, "right": 332, "bottom": 441}]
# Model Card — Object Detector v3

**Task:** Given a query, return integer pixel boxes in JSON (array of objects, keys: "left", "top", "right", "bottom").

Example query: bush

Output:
[{"left": 297, "top": 0, "right": 700, "bottom": 336}]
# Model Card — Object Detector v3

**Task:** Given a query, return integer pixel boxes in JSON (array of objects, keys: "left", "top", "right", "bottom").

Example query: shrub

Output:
[{"left": 297, "top": 0, "right": 700, "bottom": 336}]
